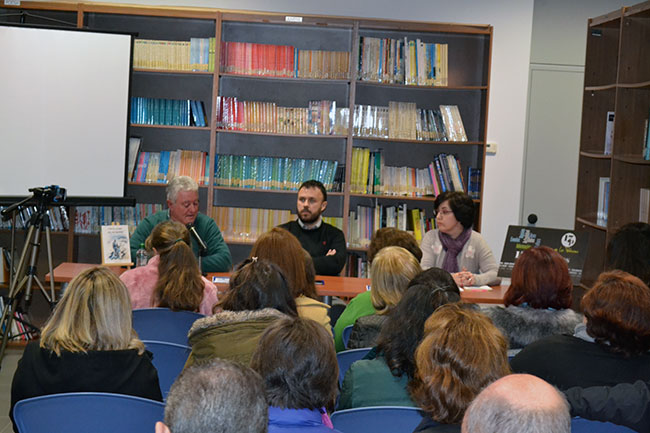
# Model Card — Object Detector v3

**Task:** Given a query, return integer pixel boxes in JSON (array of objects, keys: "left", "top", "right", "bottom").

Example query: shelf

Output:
[
  {"left": 612, "top": 155, "right": 650, "bottom": 165},
  {"left": 575, "top": 216, "right": 608, "bottom": 231},
  {"left": 353, "top": 136, "right": 483, "bottom": 146},
  {"left": 579, "top": 151, "right": 612, "bottom": 159},
  {"left": 131, "top": 124, "right": 210, "bottom": 131},
  {"left": 223, "top": 238, "right": 256, "bottom": 245},
  {"left": 214, "top": 185, "right": 344, "bottom": 195},
  {"left": 215, "top": 129, "right": 347, "bottom": 139},
  {"left": 355, "top": 80, "right": 488, "bottom": 91},
  {"left": 128, "top": 182, "right": 210, "bottom": 188},
  {"left": 350, "top": 193, "right": 435, "bottom": 202},
  {"left": 219, "top": 72, "right": 350, "bottom": 84},
  {"left": 347, "top": 245, "right": 369, "bottom": 252},
  {"left": 133, "top": 68, "right": 214, "bottom": 76},
  {"left": 0, "top": 229, "right": 71, "bottom": 236},
  {"left": 584, "top": 84, "right": 617, "bottom": 91},
  {"left": 618, "top": 80, "right": 650, "bottom": 89}
]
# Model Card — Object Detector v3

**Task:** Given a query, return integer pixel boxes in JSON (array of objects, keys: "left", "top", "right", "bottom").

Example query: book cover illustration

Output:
[{"left": 100, "top": 225, "right": 132, "bottom": 266}]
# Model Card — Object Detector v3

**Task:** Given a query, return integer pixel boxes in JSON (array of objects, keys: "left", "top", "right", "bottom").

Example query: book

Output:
[
  {"left": 604, "top": 111, "right": 614, "bottom": 155},
  {"left": 597, "top": 177, "right": 610, "bottom": 226},
  {"left": 127, "top": 137, "right": 142, "bottom": 182},
  {"left": 100, "top": 224, "right": 132, "bottom": 266},
  {"left": 640, "top": 188, "right": 650, "bottom": 223}
]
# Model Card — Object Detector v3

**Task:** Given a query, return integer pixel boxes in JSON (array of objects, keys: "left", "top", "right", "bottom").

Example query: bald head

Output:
[{"left": 462, "top": 374, "right": 570, "bottom": 433}]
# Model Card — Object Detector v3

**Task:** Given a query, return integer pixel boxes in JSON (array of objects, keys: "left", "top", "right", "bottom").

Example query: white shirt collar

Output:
[{"left": 298, "top": 216, "right": 322, "bottom": 230}]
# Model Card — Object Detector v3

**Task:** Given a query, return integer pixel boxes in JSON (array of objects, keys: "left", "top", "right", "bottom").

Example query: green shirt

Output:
[{"left": 334, "top": 291, "right": 376, "bottom": 352}]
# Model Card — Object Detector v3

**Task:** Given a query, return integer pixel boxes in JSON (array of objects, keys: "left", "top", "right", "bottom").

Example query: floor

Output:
[{"left": 0, "top": 346, "right": 24, "bottom": 433}]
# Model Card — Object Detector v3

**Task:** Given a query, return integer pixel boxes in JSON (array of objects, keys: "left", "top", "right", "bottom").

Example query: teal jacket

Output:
[{"left": 129, "top": 210, "right": 232, "bottom": 272}]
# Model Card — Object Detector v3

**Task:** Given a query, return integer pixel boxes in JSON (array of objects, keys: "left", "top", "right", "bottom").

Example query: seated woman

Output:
[
  {"left": 338, "top": 268, "right": 461, "bottom": 409},
  {"left": 511, "top": 270, "right": 650, "bottom": 390},
  {"left": 11, "top": 267, "right": 162, "bottom": 430},
  {"left": 482, "top": 246, "right": 582, "bottom": 353},
  {"left": 345, "top": 246, "right": 422, "bottom": 349},
  {"left": 251, "top": 317, "right": 342, "bottom": 433},
  {"left": 185, "top": 258, "right": 297, "bottom": 366},
  {"left": 410, "top": 304, "right": 511, "bottom": 432},
  {"left": 120, "top": 220, "right": 218, "bottom": 315},
  {"left": 420, "top": 191, "right": 500, "bottom": 287},
  {"left": 251, "top": 227, "right": 331, "bottom": 333},
  {"left": 606, "top": 222, "right": 650, "bottom": 286}
]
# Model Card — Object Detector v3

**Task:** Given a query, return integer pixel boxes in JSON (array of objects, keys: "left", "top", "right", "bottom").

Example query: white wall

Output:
[{"left": 70, "top": 0, "right": 536, "bottom": 255}]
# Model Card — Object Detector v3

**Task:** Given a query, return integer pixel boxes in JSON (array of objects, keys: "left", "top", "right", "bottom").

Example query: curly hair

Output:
[
  {"left": 367, "top": 227, "right": 423, "bottom": 263},
  {"left": 409, "top": 303, "right": 510, "bottom": 424},
  {"left": 434, "top": 191, "right": 476, "bottom": 229},
  {"left": 504, "top": 246, "right": 573, "bottom": 310},
  {"left": 377, "top": 268, "right": 461, "bottom": 379},
  {"left": 581, "top": 270, "right": 650, "bottom": 357}
]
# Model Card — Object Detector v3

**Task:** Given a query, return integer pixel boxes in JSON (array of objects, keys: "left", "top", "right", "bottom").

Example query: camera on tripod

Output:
[{"left": 29, "top": 185, "right": 66, "bottom": 204}]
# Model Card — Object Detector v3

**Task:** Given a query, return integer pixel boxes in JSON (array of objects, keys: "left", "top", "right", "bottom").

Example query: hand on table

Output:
[{"left": 452, "top": 268, "right": 475, "bottom": 287}]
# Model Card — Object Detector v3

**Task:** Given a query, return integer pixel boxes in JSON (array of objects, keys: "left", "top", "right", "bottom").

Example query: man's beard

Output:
[{"left": 298, "top": 208, "right": 320, "bottom": 224}]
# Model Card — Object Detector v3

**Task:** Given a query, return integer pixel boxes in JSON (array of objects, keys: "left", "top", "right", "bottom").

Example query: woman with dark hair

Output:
[
  {"left": 120, "top": 220, "right": 218, "bottom": 315},
  {"left": 606, "top": 222, "right": 650, "bottom": 286},
  {"left": 251, "top": 317, "right": 343, "bottom": 433},
  {"left": 420, "top": 191, "right": 500, "bottom": 287},
  {"left": 511, "top": 270, "right": 650, "bottom": 389},
  {"left": 482, "top": 246, "right": 582, "bottom": 352},
  {"left": 410, "top": 304, "right": 511, "bottom": 432},
  {"left": 184, "top": 258, "right": 298, "bottom": 367},
  {"left": 338, "top": 268, "right": 461, "bottom": 409},
  {"left": 366, "top": 227, "right": 423, "bottom": 263},
  {"left": 251, "top": 227, "right": 331, "bottom": 333}
]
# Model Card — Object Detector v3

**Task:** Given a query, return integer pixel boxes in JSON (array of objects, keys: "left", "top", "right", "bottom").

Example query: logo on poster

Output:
[{"left": 561, "top": 233, "right": 576, "bottom": 248}]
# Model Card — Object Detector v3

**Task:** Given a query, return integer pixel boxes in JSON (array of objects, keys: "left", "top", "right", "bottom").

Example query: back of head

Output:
[
  {"left": 434, "top": 191, "right": 475, "bottom": 229},
  {"left": 147, "top": 220, "right": 204, "bottom": 312},
  {"left": 410, "top": 303, "right": 510, "bottom": 424},
  {"left": 219, "top": 258, "right": 298, "bottom": 316},
  {"left": 40, "top": 266, "right": 143, "bottom": 356},
  {"left": 164, "top": 359, "right": 268, "bottom": 433},
  {"left": 367, "top": 227, "right": 423, "bottom": 263},
  {"left": 581, "top": 270, "right": 650, "bottom": 357},
  {"left": 461, "top": 374, "right": 570, "bottom": 433},
  {"left": 378, "top": 268, "right": 461, "bottom": 378},
  {"left": 166, "top": 175, "right": 199, "bottom": 202},
  {"left": 504, "top": 246, "right": 573, "bottom": 310},
  {"left": 250, "top": 228, "right": 315, "bottom": 299},
  {"left": 370, "top": 246, "right": 422, "bottom": 314},
  {"left": 606, "top": 222, "right": 650, "bottom": 286},
  {"left": 251, "top": 316, "right": 338, "bottom": 410}
]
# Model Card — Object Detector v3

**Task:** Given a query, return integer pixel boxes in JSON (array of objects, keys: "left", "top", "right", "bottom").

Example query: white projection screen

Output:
[{"left": 0, "top": 25, "right": 132, "bottom": 198}]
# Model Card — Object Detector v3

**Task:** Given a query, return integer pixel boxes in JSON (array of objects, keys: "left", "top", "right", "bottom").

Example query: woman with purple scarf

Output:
[{"left": 420, "top": 191, "right": 500, "bottom": 287}]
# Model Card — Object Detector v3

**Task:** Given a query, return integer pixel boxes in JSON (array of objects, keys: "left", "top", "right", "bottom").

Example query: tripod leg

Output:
[
  {"left": 23, "top": 224, "right": 42, "bottom": 304},
  {"left": 45, "top": 226, "right": 56, "bottom": 306},
  {"left": 0, "top": 290, "right": 24, "bottom": 369}
]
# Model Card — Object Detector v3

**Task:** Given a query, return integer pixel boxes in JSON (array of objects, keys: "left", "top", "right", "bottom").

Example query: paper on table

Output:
[{"left": 459, "top": 285, "right": 492, "bottom": 292}]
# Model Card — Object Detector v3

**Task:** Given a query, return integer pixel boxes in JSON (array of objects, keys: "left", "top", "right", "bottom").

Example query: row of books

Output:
[
  {"left": 358, "top": 36, "right": 448, "bottom": 86},
  {"left": 642, "top": 107, "right": 650, "bottom": 160},
  {"left": 0, "top": 297, "right": 36, "bottom": 341},
  {"left": 220, "top": 41, "right": 349, "bottom": 80},
  {"left": 131, "top": 150, "right": 210, "bottom": 185},
  {"left": 74, "top": 204, "right": 163, "bottom": 234},
  {"left": 214, "top": 154, "right": 341, "bottom": 192},
  {"left": 346, "top": 253, "right": 369, "bottom": 278},
  {"left": 0, "top": 206, "right": 70, "bottom": 232},
  {"left": 596, "top": 177, "right": 610, "bottom": 227},
  {"left": 353, "top": 104, "right": 468, "bottom": 141},
  {"left": 211, "top": 206, "right": 343, "bottom": 243},
  {"left": 640, "top": 188, "right": 650, "bottom": 224},
  {"left": 130, "top": 97, "right": 208, "bottom": 127},
  {"left": 215, "top": 96, "right": 348, "bottom": 135},
  {"left": 133, "top": 37, "right": 215, "bottom": 72},
  {"left": 348, "top": 203, "right": 435, "bottom": 247}
]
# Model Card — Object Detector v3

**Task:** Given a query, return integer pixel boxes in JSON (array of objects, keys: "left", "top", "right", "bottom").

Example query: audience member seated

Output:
[
  {"left": 461, "top": 374, "right": 570, "bottom": 433},
  {"left": 11, "top": 267, "right": 162, "bottom": 431},
  {"left": 185, "top": 258, "right": 297, "bottom": 367},
  {"left": 481, "top": 246, "right": 582, "bottom": 353},
  {"left": 606, "top": 222, "right": 650, "bottom": 286},
  {"left": 120, "top": 220, "right": 218, "bottom": 315},
  {"left": 250, "top": 317, "right": 342, "bottom": 433},
  {"left": 410, "top": 304, "right": 511, "bottom": 432},
  {"left": 156, "top": 358, "right": 268, "bottom": 433},
  {"left": 564, "top": 379, "right": 650, "bottom": 432},
  {"left": 338, "top": 268, "right": 461, "bottom": 409},
  {"left": 334, "top": 229, "right": 422, "bottom": 351},
  {"left": 250, "top": 227, "right": 331, "bottom": 333},
  {"left": 420, "top": 191, "right": 500, "bottom": 287},
  {"left": 345, "top": 247, "right": 421, "bottom": 349},
  {"left": 511, "top": 270, "right": 650, "bottom": 389}
]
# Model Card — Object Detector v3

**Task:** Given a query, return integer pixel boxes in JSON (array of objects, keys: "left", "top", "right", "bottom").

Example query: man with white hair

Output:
[
  {"left": 462, "top": 374, "right": 570, "bottom": 433},
  {"left": 130, "top": 176, "right": 231, "bottom": 272}
]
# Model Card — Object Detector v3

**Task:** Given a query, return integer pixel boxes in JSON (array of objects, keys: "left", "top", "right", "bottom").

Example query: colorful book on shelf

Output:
[
  {"left": 604, "top": 111, "right": 614, "bottom": 155},
  {"left": 643, "top": 110, "right": 650, "bottom": 160},
  {"left": 74, "top": 204, "right": 163, "bottom": 234},
  {"left": 133, "top": 37, "right": 214, "bottom": 72},
  {"left": 127, "top": 137, "right": 142, "bottom": 182},
  {"left": 439, "top": 105, "right": 468, "bottom": 142},
  {"left": 132, "top": 150, "right": 208, "bottom": 185},
  {"left": 131, "top": 97, "right": 206, "bottom": 127}
]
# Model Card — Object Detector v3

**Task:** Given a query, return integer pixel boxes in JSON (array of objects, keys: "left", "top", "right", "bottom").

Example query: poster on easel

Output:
[{"left": 100, "top": 224, "right": 132, "bottom": 266}]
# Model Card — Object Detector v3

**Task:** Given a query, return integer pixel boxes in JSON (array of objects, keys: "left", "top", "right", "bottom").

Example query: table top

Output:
[{"left": 45, "top": 262, "right": 126, "bottom": 283}]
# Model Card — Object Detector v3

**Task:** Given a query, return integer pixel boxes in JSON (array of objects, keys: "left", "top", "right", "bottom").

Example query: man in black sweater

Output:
[{"left": 279, "top": 180, "right": 346, "bottom": 276}]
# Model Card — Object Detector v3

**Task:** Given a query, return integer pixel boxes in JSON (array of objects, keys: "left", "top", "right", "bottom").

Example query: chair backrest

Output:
[
  {"left": 342, "top": 324, "right": 354, "bottom": 349},
  {"left": 143, "top": 339, "right": 191, "bottom": 400},
  {"left": 571, "top": 417, "right": 636, "bottom": 432},
  {"left": 13, "top": 392, "right": 165, "bottom": 433},
  {"left": 132, "top": 307, "right": 203, "bottom": 345},
  {"left": 337, "top": 348, "right": 372, "bottom": 386},
  {"left": 331, "top": 406, "right": 425, "bottom": 433}
]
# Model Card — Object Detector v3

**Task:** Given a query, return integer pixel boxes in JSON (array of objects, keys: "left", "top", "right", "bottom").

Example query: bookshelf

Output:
[
  {"left": 575, "top": 1, "right": 650, "bottom": 286},
  {"left": 1, "top": 2, "right": 492, "bottom": 271}
]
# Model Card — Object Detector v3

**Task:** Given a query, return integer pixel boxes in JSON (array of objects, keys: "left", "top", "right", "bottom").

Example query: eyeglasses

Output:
[{"left": 434, "top": 209, "right": 454, "bottom": 218}]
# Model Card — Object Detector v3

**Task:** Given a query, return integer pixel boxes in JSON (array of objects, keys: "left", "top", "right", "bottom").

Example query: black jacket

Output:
[{"left": 279, "top": 220, "right": 346, "bottom": 275}]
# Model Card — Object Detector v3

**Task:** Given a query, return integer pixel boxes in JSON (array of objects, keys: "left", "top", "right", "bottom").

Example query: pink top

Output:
[{"left": 120, "top": 255, "right": 218, "bottom": 315}]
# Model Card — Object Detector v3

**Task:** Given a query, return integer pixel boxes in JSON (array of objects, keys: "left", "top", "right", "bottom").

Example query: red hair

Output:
[{"left": 504, "top": 246, "right": 572, "bottom": 310}]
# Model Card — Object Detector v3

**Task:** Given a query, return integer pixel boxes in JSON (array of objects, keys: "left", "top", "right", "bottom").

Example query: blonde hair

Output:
[
  {"left": 40, "top": 267, "right": 144, "bottom": 356},
  {"left": 370, "top": 246, "right": 421, "bottom": 314},
  {"left": 146, "top": 221, "right": 204, "bottom": 312}
]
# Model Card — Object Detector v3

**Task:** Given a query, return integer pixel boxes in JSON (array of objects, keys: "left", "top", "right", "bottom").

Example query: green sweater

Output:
[
  {"left": 129, "top": 210, "right": 232, "bottom": 272},
  {"left": 334, "top": 291, "right": 376, "bottom": 352}
]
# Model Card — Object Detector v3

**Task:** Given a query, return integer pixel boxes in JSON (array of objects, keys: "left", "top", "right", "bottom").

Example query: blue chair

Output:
[
  {"left": 572, "top": 417, "right": 636, "bottom": 432},
  {"left": 337, "top": 347, "right": 372, "bottom": 386},
  {"left": 143, "top": 339, "right": 191, "bottom": 400},
  {"left": 331, "top": 406, "right": 425, "bottom": 433},
  {"left": 13, "top": 392, "right": 165, "bottom": 433},
  {"left": 132, "top": 307, "right": 203, "bottom": 345},
  {"left": 342, "top": 324, "right": 353, "bottom": 349}
]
